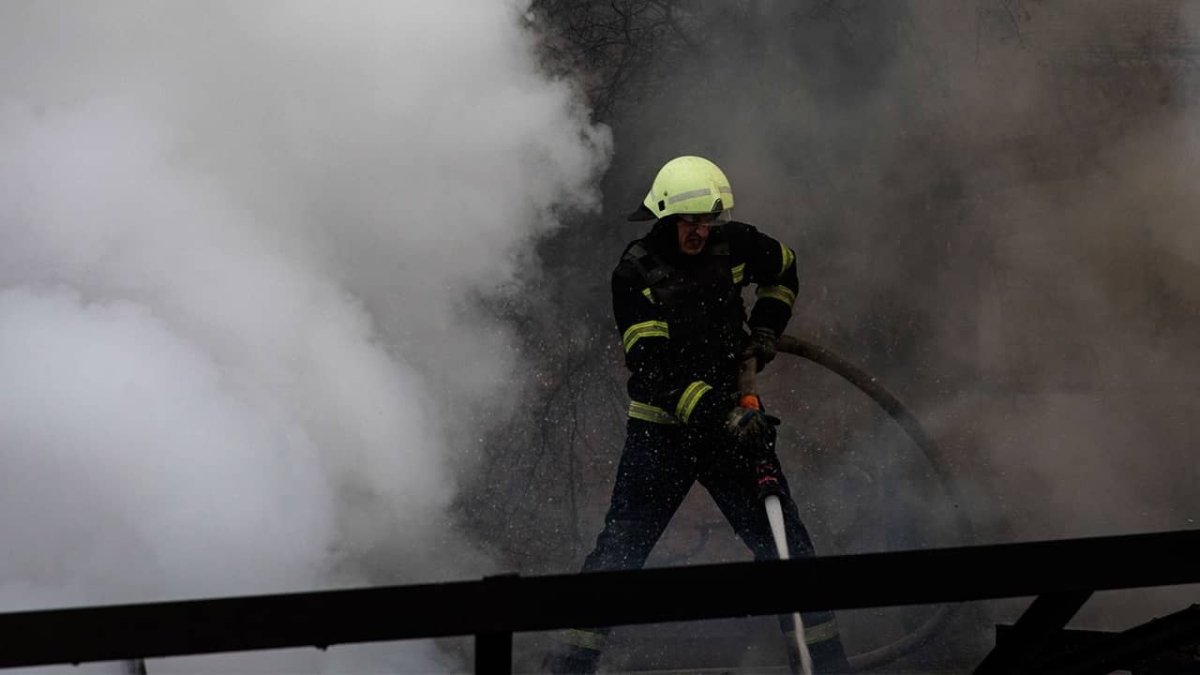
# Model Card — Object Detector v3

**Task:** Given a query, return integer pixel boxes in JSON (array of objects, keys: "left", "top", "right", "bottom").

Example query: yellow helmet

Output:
[{"left": 627, "top": 155, "right": 735, "bottom": 221}]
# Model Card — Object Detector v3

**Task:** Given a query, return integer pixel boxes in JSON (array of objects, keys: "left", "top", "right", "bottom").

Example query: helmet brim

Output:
[{"left": 626, "top": 203, "right": 658, "bottom": 221}]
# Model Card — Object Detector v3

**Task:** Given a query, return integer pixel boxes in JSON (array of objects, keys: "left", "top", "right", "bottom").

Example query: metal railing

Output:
[{"left": 1, "top": 528, "right": 1198, "bottom": 674}]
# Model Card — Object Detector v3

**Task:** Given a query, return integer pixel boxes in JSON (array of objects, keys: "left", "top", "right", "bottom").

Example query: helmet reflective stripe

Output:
[{"left": 667, "top": 186, "right": 729, "bottom": 205}]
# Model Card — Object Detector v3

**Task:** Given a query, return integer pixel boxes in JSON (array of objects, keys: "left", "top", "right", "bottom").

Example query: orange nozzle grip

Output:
[{"left": 738, "top": 394, "right": 761, "bottom": 410}]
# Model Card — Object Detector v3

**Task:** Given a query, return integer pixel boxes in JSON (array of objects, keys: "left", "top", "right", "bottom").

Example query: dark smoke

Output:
[{"left": 487, "top": 0, "right": 1200, "bottom": 669}]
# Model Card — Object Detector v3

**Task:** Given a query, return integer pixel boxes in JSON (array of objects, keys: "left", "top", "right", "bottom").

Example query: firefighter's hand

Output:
[
  {"left": 725, "top": 405, "right": 781, "bottom": 438},
  {"left": 742, "top": 327, "right": 778, "bottom": 372}
]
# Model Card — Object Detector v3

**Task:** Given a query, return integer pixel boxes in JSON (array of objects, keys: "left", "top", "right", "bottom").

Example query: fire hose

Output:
[{"left": 739, "top": 333, "right": 976, "bottom": 672}]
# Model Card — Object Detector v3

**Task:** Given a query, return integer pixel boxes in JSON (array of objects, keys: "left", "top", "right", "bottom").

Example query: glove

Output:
[
  {"left": 742, "top": 327, "right": 778, "bottom": 373},
  {"left": 725, "top": 395, "right": 781, "bottom": 438}
]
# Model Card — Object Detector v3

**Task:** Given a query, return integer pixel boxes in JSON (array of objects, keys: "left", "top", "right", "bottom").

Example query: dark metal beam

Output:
[
  {"left": 475, "top": 632, "right": 513, "bottom": 675},
  {"left": 974, "top": 590, "right": 1093, "bottom": 675},
  {"left": 1033, "top": 604, "right": 1200, "bottom": 675},
  {"left": 0, "top": 528, "right": 1198, "bottom": 669},
  {"left": 475, "top": 574, "right": 518, "bottom": 675}
]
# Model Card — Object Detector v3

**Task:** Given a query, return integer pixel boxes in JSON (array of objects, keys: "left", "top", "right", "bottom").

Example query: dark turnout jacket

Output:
[{"left": 611, "top": 219, "right": 799, "bottom": 428}]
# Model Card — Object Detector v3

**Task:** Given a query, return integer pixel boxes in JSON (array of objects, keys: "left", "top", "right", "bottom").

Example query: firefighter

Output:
[{"left": 543, "top": 156, "right": 851, "bottom": 674}]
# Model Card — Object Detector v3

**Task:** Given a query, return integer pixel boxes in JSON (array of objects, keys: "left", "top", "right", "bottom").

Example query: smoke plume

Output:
[
  {"left": 0, "top": 1, "right": 610, "bottom": 672},
  {"left": 724, "top": 0, "right": 1200, "bottom": 648},
  {"left": 508, "top": 0, "right": 1200, "bottom": 666}
]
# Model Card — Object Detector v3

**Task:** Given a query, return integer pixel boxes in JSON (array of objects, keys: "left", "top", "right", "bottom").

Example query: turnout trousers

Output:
[{"left": 544, "top": 418, "right": 851, "bottom": 674}]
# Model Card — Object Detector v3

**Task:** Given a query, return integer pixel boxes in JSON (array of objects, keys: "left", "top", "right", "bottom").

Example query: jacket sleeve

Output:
[
  {"left": 611, "top": 262, "right": 730, "bottom": 426},
  {"left": 734, "top": 222, "right": 799, "bottom": 337}
]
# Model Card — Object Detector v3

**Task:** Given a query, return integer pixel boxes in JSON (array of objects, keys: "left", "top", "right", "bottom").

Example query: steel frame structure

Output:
[{"left": 0, "top": 528, "right": 1198, "bottom": 674}]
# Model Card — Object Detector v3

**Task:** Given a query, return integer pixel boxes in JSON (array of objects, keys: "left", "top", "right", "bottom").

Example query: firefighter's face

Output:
[{"left": 676, "top": 214, "right": 716, "bottom": 255}]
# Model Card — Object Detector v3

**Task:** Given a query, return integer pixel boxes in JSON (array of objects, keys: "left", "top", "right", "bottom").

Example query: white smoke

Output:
[{"left": 0, "top": 1, "right": 610, "bottom": 672}]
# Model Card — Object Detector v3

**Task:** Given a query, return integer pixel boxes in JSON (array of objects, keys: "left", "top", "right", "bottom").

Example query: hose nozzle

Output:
[{"left": 755, "top": 459, "right": 784, "bottom": 500}]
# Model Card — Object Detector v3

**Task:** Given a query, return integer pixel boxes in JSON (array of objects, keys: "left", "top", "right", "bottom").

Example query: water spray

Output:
[{"left": 738, "top": 360, "right": 814, "bottom": 675}]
